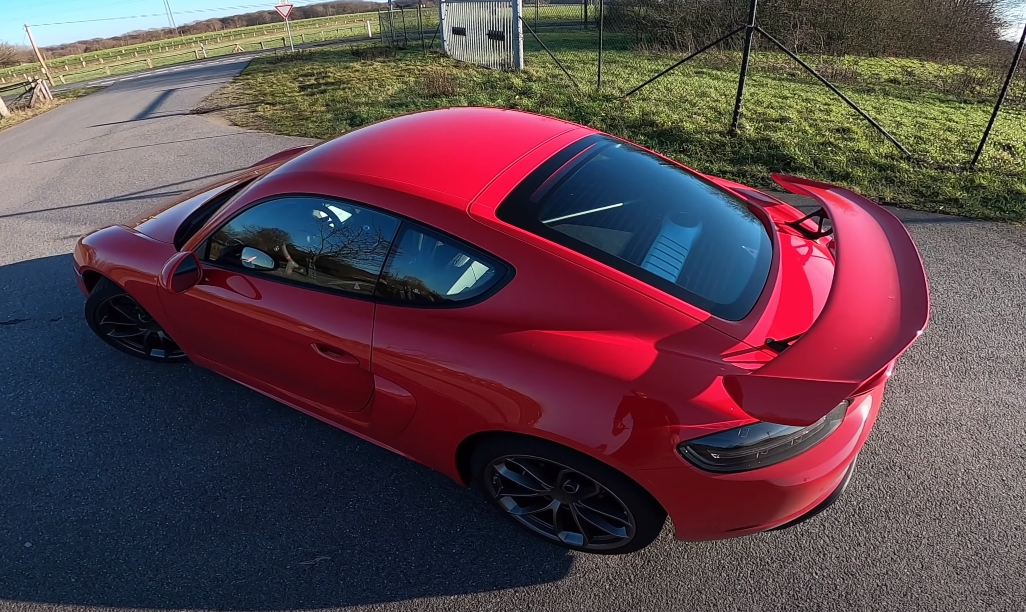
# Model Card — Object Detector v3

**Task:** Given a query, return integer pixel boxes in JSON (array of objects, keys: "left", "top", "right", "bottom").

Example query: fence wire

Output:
[
  {"left": 379, "top": 5, "right": 442, "bottom": 50},
  {"left": 382, "top": 0, "right": 1026, "bottom": 168}
]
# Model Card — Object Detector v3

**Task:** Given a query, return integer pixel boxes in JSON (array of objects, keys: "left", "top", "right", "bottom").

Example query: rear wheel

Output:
[
  {"left": 85, "top": 278, "right": 187, "bottom": 363},
  {"left": 471, "top": 435, "right": 666, "bottom": 554}
]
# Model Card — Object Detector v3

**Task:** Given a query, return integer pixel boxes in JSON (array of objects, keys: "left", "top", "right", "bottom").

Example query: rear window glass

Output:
[{"left": 496, "top": 136, "right": 772, "bottom": 320}]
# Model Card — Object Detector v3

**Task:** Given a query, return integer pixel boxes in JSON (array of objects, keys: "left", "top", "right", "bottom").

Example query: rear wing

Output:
[{"left": 725, "top": 175, "right": 930, "bottom": 426}]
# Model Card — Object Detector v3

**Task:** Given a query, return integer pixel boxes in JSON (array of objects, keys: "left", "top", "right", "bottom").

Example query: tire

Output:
[
  {"left": 471, "top": 435, "right": 666, "bottom": 554},
  {"left": 84, "top": 277, "right": 188, "bottom": 363}
]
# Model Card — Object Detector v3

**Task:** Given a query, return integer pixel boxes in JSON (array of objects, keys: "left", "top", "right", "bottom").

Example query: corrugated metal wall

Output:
[{"left": 441, "top": 0, "right": 522, "bottom": 70}]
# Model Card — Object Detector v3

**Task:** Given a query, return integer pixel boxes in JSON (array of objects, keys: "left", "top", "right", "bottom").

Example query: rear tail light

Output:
[{"left": 678, "top": 400, "right": 851, "bottom": 473}]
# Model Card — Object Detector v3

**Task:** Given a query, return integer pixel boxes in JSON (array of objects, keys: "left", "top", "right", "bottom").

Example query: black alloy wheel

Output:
[
  {"left": 85, "top": 278, "right": 187, "bottom": 363},
  {"left": 472, "top": 436, "right": 665, "bottom": 554},
  {"left": 486, "top": 454, "right": 637, "bottom": 549}
]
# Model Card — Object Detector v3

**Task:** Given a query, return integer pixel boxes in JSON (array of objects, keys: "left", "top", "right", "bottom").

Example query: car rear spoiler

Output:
[{"left": 724, "top": 175, "right": 930, "bottom": 426}]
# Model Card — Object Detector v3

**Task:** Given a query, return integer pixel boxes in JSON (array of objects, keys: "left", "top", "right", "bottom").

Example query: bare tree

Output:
[
  {"left": 605, "top": 0, "right": 1021, "bottom": 60},
  {"left": 0, "top": 42, "right": 32, "bottom": 68}
]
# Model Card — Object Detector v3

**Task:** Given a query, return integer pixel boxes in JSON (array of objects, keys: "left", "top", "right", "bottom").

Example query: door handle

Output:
[{"left": 311, "top": 343, "right": 361, "bottom": 365}]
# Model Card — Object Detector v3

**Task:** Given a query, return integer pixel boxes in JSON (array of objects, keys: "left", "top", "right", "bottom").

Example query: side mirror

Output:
[
  {"left": 241, "top": 246, "right": 276, "bottom": 271},
  {"left": 159, "top": 252, "right": 203, "bottom": 294}
]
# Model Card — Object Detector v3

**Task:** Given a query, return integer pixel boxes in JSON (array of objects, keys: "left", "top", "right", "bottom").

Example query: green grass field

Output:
[
  {"left": 195, "top": 44, "right": 1026, "bottom": 222},
  {"left": 0, "top": 12, "right": 385, "bottom": 85},
  {"left": 0, "top": 3, "right": 588, "bottom": 86}
]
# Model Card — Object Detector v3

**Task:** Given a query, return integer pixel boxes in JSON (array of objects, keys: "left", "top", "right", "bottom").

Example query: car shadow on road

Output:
[{"left": 0, "top": 254, "right": 573, "bottom": 610}]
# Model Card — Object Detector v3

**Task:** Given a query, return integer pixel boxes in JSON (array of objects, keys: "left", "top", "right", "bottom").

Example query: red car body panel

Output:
[
  {"left": 127, "top": 172, "right": 257, "bottom": 244},
  {"left": 247, "top": 144, "right": 315, "bottom": 168},
  {"left": 73, "top": 107, "right": 930, "bottom": 541},
  {"left": 642, "top": 383, "right": 882, "bottom": 540},
  {"left": 722, "top": 175, "right": 931, "bottom": 426}
]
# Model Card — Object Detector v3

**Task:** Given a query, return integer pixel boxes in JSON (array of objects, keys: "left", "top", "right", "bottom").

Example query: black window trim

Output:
[
  {"left": 496, "top": 134, "right": 772, "bottom": 321},
  {"left": 199, "top": 192, "right": 514, "bottom": 309}
]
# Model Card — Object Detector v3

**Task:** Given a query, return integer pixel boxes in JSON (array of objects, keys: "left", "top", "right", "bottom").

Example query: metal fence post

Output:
[
  {"left": 401, "top": 7, "right": 409, "bottom": 46},
  {"left": 597, "top": 0, "right": 604, "bottom": 90},
  {"left": 730, "top": 0, "right": 759, "bottom": 134},
  {"left": 971, "top": 21, "right": 1026, "bottom": 169},
  {"left": 419, "top": 4, "right": 425, "bottom": 51},
  {"left": 440, "top": 1, "right": 449, "bottom": 56},
  {"left": 389, "top": 6, "right": 398, "bottom": 47},
  {"left": 512, "top": 0, "right": 525, "bottom": 70}
]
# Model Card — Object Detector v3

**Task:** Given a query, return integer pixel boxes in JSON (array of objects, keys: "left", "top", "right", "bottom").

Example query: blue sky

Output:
[
  {"left": 2, "top": 0, "right": 1023, "bottom": 48},
  {"left": 3, "top": 0, "right": 384, "bottom": 47}
]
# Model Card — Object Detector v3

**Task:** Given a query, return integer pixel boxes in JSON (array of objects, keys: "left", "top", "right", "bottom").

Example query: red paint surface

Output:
[{"left": 73, "top": 108, "right": 929, "bottom": 540}]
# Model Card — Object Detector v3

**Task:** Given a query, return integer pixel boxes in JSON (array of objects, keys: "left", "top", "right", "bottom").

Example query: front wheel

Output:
[
  {"left": 85, "top": 277, "right": 187, "bottom": 363},
  {"left": 471, "top": 435, "right": 666, "bottom": 554}
]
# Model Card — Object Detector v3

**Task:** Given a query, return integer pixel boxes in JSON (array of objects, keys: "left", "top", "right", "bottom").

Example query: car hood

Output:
[
  {"left": 126, "top": 170, "right": 263, "bottom": 244},
  {"left": 127, "top": 178, "right": 242, "bottom": 244},
  {"left": 125, "top": 148, "right": 311, "bottom": 245}
]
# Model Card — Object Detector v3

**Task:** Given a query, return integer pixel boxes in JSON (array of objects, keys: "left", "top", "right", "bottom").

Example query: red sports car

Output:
[{"left": 73, "top": 108, "right": 929, "bottom": 554}]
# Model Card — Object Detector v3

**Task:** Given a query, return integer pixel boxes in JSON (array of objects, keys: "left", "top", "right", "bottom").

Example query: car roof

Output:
[{"left": 269, "top": 108, "right": 586, "bottom": 205}]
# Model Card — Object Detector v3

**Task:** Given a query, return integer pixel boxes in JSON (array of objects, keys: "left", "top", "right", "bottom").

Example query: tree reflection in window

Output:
[{"left": 208, "top": 197, "right": 399, "bottom": 296}]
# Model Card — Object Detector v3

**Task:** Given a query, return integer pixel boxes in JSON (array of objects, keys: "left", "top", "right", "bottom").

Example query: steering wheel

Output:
[{"left": 314, "top": 201, "right": 351, "bottom": 230}]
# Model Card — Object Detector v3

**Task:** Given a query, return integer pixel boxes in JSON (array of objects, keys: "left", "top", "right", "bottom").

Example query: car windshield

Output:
[{"left": 497, "top": 136, "right": 772, "bottom": 320}]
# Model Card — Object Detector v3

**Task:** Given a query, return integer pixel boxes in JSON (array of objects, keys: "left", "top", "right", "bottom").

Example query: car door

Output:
[
  {"left": 160, "top": 195, "right": 400, "bottom": 420},
  {"left": 368, "top": 222, "right": 515, "bottom": 429}
]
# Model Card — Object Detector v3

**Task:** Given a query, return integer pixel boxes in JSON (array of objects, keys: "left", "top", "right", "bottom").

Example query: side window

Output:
[
  {"left": 207, "top": 196, "right": 400, "bottom": 296},
  {"left": 375, "top": 224, "right": 507, "bottom": 305}
]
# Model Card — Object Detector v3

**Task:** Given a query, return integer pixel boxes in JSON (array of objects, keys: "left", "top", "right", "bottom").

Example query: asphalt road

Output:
[{"left": 1, "top": 58, "right": 1024, "bottom": 612}]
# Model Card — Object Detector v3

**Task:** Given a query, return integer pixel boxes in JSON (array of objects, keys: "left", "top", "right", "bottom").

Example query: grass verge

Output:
[
  {"left": 196, "top": 46, "right": 1026, "bottom": 222},
  {"left": 0, "top": 87, "right": 101, "bottom": 133}
]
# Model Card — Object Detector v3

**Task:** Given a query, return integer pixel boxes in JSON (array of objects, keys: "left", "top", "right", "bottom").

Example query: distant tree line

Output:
[
  {"left": 36, "top": 0, "right": 401, "bottom": 60},
  {"left": 0, "top": 42, "right": 34, "bottom": 68},
  {"left": 4, "top": 0, "right": 1019, "bottom": 66},
  {"left": 605, "top": 0, "right": 1020, "bottom": 60}
]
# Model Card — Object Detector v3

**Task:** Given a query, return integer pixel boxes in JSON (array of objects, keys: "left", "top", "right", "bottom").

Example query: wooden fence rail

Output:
[{"left": 0, "top": 78, "right": 54, "bottom": 117}]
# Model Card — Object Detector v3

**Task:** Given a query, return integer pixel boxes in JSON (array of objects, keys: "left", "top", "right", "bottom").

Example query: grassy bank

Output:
[{"left": 197, "top": 46, "right": 1026, "bottom": 222}]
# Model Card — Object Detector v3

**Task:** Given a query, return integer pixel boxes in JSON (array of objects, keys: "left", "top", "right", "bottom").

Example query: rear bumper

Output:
[
  {"left": 769, "top": 456, "right": 856, "bottom": 532},
  {"left": 638, "top": 381, "right": 883, "bottom": 541}
]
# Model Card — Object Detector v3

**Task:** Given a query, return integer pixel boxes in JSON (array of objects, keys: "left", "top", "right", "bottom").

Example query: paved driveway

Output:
[{"left": 0, "top": 57, "right": 1023, "bottom": 612}]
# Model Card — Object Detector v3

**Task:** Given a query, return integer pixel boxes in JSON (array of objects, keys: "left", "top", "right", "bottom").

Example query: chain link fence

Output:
[
  {"left": 378, "top": 4, "right": 443, "bottom": 50},
  {"left": 380, "top": 0, "right": 1025, "bottom": 169}
]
